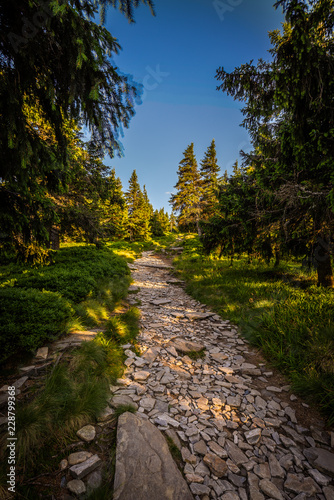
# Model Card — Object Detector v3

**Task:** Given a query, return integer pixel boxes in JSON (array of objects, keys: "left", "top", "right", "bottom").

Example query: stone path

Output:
[{"left": 113, "top": 251, "right": 334, "bottom": 500}]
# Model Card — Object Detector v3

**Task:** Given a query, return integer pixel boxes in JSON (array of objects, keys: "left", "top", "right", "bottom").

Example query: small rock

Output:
[
  {"left": 203, "top": 452, "right": 228, "bottom": 477},
  {"left": 110, "top": 395, "right": 138, "bottom": 410},
  {"left": 194, "top": 440, "right": 207, "bottom": 456},
  {"left": 308, "top": 468, "right": 331, "bottom": 486},
  {"left": 268, "top": 454, "right": 285, "bottom": 478},
  {"left": 221, "top": 493, "right": 240, "bottom": 500},
  {"left": 285, "top": 406, "right": 297, "bottom": 423},
  {"left": 68, "top": 451, "right": 93, "bottom": 466},
  {"left": 190, "top": 483, "right": 210, "bottom": 495},
  {"left": 86, "top": 470, "right": 103, "bottom": 491},
  {"left": 169, "top": 338, "right": 204, "bottom": 353},
  {"left": 259, "top": 478, "right": 284, "bottom": 500},
  {"left": 67, "top": 479, "right": 86, "bottom": 495},
  {"left": 323, "top": 485, "right": 334, "bottom": 500},
  {"left": 133, "top": 370, "right": 151, "bottom": 382},
  {"left": 98, "top": 406, "right": 114, "bottom": 422},
  {"left": 244, "top": 428, "right": 261, "bottom": 445},
  {"left": 36, "top": 347, "right": 49, "bottom": 359},
  {"left": 304, "top": 447, "right": 334, "bottom": 477},
  {"left": 185, "top": 473, "right": 204, "bottom": 483},
  {"left": 60, "top": 459, "right": 68, "bottom": 470},
  {"left": 76, "top": 425, "right": 96, "bottom": 443},
  {"left": 284, "top": 474, "right": 320, "bottom": 496}
]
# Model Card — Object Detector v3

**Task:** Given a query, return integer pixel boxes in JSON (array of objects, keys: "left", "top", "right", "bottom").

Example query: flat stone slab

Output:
[
  {"left": 166, "top": 279, "right": 185, "bottom": 285},
  {"left": 304, "top": 447, "right": 334, "bottom": 477},
  {"left": 70, "top": 454, "right": 101, "bottom": 479},
  {"left": 110, "top": 395, "right": 138, "bottom": 410},
  {"left": 114, "top": 412, "right": 194, "bottom": 500},
  {"left": 150, "top": 299, "right": 172, "bottom": 306},
  {"left": 185, "top": 312, "right": 215, "bottom": 320},
  {"left": 138, "top": 263, "right": 173, "bottom": 269},
  {"left": 168, "top": 338, "right": 204, "bottom": 354}
]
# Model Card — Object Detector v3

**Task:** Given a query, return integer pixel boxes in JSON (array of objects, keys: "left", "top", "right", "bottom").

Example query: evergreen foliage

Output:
[
  {"left": 0, "top": 0, "right": 154, "bottom": 257},
  {"left": 211, "top": 0, "right": 334, "bottom": 286},
  {"left": 199, "top": 139, "right": 220, "bottom": 220},
  {"left": 170, "top": 143, "right": 202, "bottom": 234},
  {"left": 125, "top": 170, "right": 151, "bottom": 240}
]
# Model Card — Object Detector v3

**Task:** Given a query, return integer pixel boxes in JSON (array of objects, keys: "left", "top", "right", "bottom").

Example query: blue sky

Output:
[{"left": 104, "top": 0, "right": 285, "bottom": 212}]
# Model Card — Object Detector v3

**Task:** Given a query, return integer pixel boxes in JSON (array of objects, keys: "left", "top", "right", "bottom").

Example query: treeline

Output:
[
  {"left": 1, "top": 117, "right": 171, "bottom": 258},
  {"left": 171, "top": 0, "right": 334, "bottom": 288}
]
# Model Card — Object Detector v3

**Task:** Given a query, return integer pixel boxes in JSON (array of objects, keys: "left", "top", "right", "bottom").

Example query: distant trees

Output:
[
  {"left": 170, "top": 141, "right": 221, "bottom": 234},
  {"left": 125, "top": 170, "right": 151, "bottom": 241}
]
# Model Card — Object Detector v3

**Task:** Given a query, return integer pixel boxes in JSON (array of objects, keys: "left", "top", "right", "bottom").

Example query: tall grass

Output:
[{"left": 174, "top": 235, "right": 334, "bottom": 424}]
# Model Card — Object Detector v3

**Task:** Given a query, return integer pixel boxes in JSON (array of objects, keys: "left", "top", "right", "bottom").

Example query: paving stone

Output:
[
  {"left": 110, "top": 395, "right": 138, "bottom": 410},
  {"left": 225, "top": 440, "right": 248, "bottom": 465},
  {"left": 304, "top": 448, "right": 334, "bottom": 477},
  {"left": 132, "top": 370, "right": 151, "bottom": 382},
  {"left": 168, "top": 338, "right": 205, "bottom": 353},
  {"left": 70, "top": 454, "right": 101, "bottom": 479},
  {"left": 114, "top": 412, "right": 194, "bottom": 500},
  {"left": 323, "top": 486, "right": 334, "bottom": 500},
  {"left": 194, "top": 440, "right": 208, "bottom": 456},
  {"left": 259, "top": 478, "right": 284, "bottom": 500},
  {"left": 285, "top": 474, "right": 321, "bottom": 496},
  {"left": 268, "top": 453, "right": 285, "bottom": 478},
  {"left": 203, "top": 452, "right": 228, "bottom": 477},
  {"left": 244, "top": 428, "right": 262, "bottom": 445}
]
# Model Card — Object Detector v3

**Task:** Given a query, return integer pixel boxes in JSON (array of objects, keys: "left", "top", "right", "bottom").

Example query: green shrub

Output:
[
  {"left": 14, "top": 269, "right": 97, "bottom": 303},
  {"left": 0, "top": 288, "right": 73, "bottom": 361}
]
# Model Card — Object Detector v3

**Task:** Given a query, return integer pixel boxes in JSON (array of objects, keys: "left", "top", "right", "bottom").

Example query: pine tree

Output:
[
  {"left": 200, "top": 139, "right": 220, "bottom": 220},
  {"left": 102, "top": 169, "right": 128, "bottom": 239},
  {"left": 125, "top": 170, "right": 151, "bottom": 241},
  {"left": 170, "top": 143, "right": 202, "bottom": 234},
  {"left": 150, "top": 208, "right": 170, "bottom": 237}
]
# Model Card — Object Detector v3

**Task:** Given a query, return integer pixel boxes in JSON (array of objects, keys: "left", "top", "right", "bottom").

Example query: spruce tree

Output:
[
  {"left": 125, "top": 170, "right": 151, "bottom": 241},
  {"left": 199, "top": 139, "right": 220, "bottom": 220},
  {"left": 170, "top": 143, "right": 202, "bottom": 234}
]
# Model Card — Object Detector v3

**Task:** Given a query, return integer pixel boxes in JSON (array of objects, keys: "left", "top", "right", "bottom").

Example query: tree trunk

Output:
[
  {"left": 274, "top": 250, "right": 280, "bottom": 267},
  {"left": 317, "top": 255, "right": 333, "bottom": 287},
  {"left": 315, "top": 237, "right": 333, "bottom": 287},
  {"left": 196, "top": 218, "right": 202, "bottom": 237},
  {"left": 49, "top": 227, "right": 60, "bottom": 250}
]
